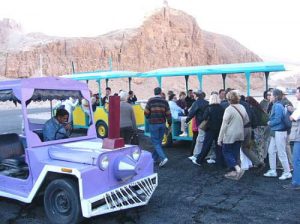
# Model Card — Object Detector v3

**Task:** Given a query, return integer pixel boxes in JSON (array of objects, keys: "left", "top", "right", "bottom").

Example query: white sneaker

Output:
[
  {"left": 279, "top": 172, "right": 292, "bottom": 180},
  {"left": 188, "top": 156, "right": 197, "bottom": 161},
  {"left": 179, "top": 132, "right": 187, "bottom": 137},
  {"left": 264, "top": 170, "right": 277, "bottom": 177},
  {"left": 207, "top": 159, "right": 216, "bottom": 164},
  {"left": 192, "top": 159, "right": 201, "bottom": 167},
  {"left": 159, "top": 158, "right": 168, "bottom": 167}
]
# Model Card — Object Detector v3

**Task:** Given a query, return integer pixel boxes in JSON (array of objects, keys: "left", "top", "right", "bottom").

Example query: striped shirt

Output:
[{"left": 144, "top": 96, "right": 172, "bottom": 125}]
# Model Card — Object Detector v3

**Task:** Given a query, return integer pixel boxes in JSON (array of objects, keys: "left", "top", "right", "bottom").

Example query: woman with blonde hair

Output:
[
  {"left": 192, "top": 93, "right": 225, "bottom": 167},
  {"left": 218, "top": 90, "right": 249, "bottom": 180}
]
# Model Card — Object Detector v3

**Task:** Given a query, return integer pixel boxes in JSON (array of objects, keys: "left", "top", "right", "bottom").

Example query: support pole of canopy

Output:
[
  {"left": 98, "top": 79, "right": 102, "bottom": 106},
  {"left": 222, "top": 73, "right": 227, "bottom": 90},
  {"left": 71, "top": 61, "right": 75, "bottom": 74},
  {"left": 184, "top": 75, "right": 189, "bottom": 93},
  {"left": 156, "top": 77, "right": 162, "bottom": 88},
  {"left": 128, "top": 77, "right": 132, "bottom": 91},
  {"left": 105, "top": 79, "right": 109, "bottom": 88},
  {"left": 264, "top": 71, "right": 270, "bottom": 91},
  {"left": 197, "top": 74, "right": 203, "bottom": 90},
  {"left": 50, "top": 100, "right": 53, "bottom": 117},
  {"left": 245, "top": 72, "right": 251, "bottom": 96}
]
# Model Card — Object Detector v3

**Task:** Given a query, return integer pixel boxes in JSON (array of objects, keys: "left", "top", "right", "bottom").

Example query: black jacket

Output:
[
  {"left": 240, "top": 100, "right": 257, "bottom": 128},
  {"left": 203, "top": 104, "right": 224, "bottom": 132},
  {"left": 185, "top": 98, "right": 209, "bottom": 126},
  {"left": 185, "top": 96, "right": 195, "bottom": 109}
]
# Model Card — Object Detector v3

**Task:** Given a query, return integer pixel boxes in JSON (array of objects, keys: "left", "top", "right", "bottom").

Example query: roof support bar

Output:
[
  {"left": 128, "top": 77, "right": 132, "bottom": 91},
  {"left": 105, "top": 79, "right": 109, "bottom": 88},
  {"left": 197, "top": 74, "right": 203, "bottom": 90},
  {"left": 156, "top": 77, "right": 162, "bottom": 88},
  {"left": 97, "top": 79, "right": 102, "bottom": 106},
  {"left": 245, "top": 72, "right": 251, "bottom": 96},
  {"left": 264, "top": 71, "right": 270, "bottom": 91},
  {"left": 71, "top": 61, "right": 75, "bottom": 74},
  {"left": 222, "top": 73, "right": 227, "bottom": 90},
  {"left": 184, "top": 75, "right": 189, "bottom": 92}
]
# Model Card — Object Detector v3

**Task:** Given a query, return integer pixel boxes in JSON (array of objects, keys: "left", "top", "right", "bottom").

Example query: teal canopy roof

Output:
[
  {"left": 62, "top": 70, "right": 140, "bottom": 81},
  {"left": 139, "top": 62, "right": 286, "bottom": 78}
]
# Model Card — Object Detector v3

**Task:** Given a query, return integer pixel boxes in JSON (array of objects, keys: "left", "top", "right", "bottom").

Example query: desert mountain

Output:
[{"left": 0, "top": 7, "right": 263, "bottom": 96}]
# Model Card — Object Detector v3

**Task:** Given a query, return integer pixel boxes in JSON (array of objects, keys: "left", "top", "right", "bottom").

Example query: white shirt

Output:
[
  {"left": 168, "top": 100, "right": 184, "bottom": 119},
  {"left": 291, "top": 104, "right": 300, "bottom": 121}
]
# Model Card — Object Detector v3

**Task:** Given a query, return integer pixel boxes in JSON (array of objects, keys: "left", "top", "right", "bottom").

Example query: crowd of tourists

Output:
[
  {"left": 85, "top": 84, "right": 300, "bottom": 190},
  {"left": 144, "top": 86, "right": 300, "bottom": 190}
]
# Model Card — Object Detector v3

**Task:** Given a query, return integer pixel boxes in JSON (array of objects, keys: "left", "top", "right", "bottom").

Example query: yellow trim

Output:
[
  {"left": 188, "top": 122, "right": 193, "bottom": 137},
  {"left": 132, "top": 104, "right": 145, "bottom": 126},
  {"left": 73, "top": 106, "right": 87, "bottom": 126},
  {"left": 61, "top": 168, "right": 73, "bottom": 173},
  {"left": 94, "top": 107, "right": 108, "bottom": 125}
]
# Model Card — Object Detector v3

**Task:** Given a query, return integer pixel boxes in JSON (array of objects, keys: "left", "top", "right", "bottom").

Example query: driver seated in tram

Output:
[{"left": 43, "top": 108, "right": 72, "bottom": 141}]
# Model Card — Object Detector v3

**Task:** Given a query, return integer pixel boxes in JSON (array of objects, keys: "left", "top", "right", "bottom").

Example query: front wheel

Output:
[
  {"left": 96, "top": 120, "right": 108, "bottom": 138},
  {"left": 44, "top": 178, "right": 82, "bottom": 224}
]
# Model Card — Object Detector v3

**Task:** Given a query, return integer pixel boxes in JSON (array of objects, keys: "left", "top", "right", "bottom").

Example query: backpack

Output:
[{"left": 283, "top": 106, "right": 292, "bottom": 131}]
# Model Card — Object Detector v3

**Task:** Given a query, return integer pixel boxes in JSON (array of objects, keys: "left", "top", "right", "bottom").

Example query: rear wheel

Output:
[
  {"left": 96, "top": 120, "right": 108, "bottom": 138},
  {"left": 44, "top": 178, "right": 82, "bottom": 224}
]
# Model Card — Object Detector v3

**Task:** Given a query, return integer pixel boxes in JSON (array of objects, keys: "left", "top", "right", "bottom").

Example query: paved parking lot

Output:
[
  {"left": 0, "top": 108, "right": 299, "bottom": 223},
  {"left": 1, "top": 137, "right": 300, "bottom": 224}
]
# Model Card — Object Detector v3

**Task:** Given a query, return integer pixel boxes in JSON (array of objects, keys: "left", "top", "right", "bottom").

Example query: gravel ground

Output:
[
  {"left": 1, "top": 134, "right": 300, "bottom": 224},
  {"left": 0, "top": 104, "right": 299, "bottom": 224}
]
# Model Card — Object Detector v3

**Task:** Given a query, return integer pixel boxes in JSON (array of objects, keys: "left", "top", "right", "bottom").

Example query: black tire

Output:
[
  {"left": 44, "top": 178, "right": 82, "bottom": 224},
  {"left": 96, "top": 120, "right": 109, "bottom": 138},
  {"left": 162, "top": 128, "right": 173, "bottom": 147}
]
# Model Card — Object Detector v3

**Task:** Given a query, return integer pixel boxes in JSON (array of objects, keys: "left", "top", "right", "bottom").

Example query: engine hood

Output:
[{"left": 48, "top": 139, "right": 131, "bottom": 165}]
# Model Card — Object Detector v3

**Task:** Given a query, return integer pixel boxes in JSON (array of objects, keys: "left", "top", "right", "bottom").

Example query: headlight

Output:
[
  {"left": 132, "top": 148, "right": 141, "bottom": 161},
  {"left": 99, "top": 155, "right": 109, "bottom": 170}
]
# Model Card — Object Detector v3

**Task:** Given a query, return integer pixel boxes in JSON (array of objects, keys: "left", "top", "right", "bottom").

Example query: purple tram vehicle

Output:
[{"left": 0, "top": 77, "right": 157, "bottom": 224}]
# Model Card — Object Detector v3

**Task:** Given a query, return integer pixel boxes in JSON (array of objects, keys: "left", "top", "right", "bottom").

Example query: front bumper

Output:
[{"left": 81, "top": 173, "right": 158, "bottom": 218}]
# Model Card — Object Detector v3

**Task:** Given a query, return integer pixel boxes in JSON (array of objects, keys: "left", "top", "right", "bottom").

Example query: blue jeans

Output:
[
  {"left": 149, "top": 123, "right": 167, "bottom": 161},
  {"left": 222, "top": 141, "right": 241, "bottom": 168},
  {"left": 292, "top": 142, "right": 300, "bottom": 186},
  {"left": 196, "top": 130, "right": 221, "bottom": 164}
]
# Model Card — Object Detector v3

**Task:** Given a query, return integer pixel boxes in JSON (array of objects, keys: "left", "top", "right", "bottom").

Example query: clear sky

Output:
[{"left": 1, "top": 0, "right": 299, "bottom": 63}]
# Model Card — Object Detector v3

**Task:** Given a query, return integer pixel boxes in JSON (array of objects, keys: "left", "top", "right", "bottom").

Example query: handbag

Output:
[{"left": 199, "top": 120, "right": 208, "bottom": 131}]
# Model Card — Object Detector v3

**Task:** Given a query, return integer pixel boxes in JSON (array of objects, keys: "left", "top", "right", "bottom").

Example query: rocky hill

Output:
[{"left": 0, "top": 7, "right": 263, "bottom": 96}]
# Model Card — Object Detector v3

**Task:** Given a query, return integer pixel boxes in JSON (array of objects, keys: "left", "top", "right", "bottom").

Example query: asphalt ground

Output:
[{"left": 0, "top": 108, "right": 300, "bottom": 223}]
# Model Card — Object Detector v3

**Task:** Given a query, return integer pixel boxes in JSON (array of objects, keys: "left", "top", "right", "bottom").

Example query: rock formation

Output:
[{"left": 0, "top": 7, "right": 263, "bottom": 96}]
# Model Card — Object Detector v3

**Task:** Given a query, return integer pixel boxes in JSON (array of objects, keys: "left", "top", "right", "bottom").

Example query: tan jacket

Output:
[{"left": 218, "top": 104, "right": 249, "bottom": 144}]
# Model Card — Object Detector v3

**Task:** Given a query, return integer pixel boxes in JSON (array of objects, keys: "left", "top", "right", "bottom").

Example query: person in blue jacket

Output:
[{"left": 264, "top": 89, "right": 292, "bottom": 180}]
